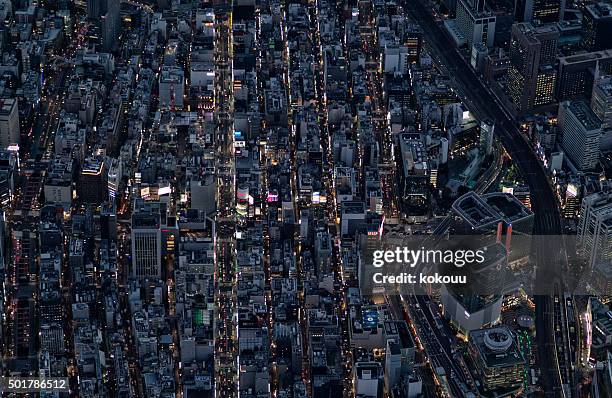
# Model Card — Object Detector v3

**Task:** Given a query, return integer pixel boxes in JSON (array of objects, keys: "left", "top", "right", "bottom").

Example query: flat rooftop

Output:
[
  {"left": 453, "top": 192, "right": 533, "bottom": 229},
  {"left": 566, "top": 101, "right": 602, "bottom": 131},
  {"left": 469, "top": 326, "right": 525, "bottom": 368}
]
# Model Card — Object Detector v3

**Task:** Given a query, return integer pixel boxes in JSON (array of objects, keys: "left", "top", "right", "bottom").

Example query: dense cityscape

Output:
[{"left": 0, "top": 0, "right": 611, "bottom": 397}]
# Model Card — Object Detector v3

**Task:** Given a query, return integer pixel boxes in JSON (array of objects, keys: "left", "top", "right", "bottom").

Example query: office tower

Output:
[
  {"left": 189, "top": 174, "right": 216, "bottom": 214},
  {"left": 444, "top": 192, "right": 534, "bottom": 334},
  {"left": 440, "top": 137, "right": 449, "bottom": 164},
  {"left": 557, "top": 50, "right": 612, "bottom": 100},
  {"left": 100, "top": 203, "right": 117, "bottom": 241},
  {"left": 131, "top": 205, "right": 163, "bottom": 279},
  {"left": 87, "top": 0, "right": 107, "bottom": 20},
  {"left": 130, "top": 200, "right": 177, "bottom": 279},
  {"left": 558, "top": 101, "right": 601, "bottom": 171},
  {"left": 0, "top": 211, "right": 5, "bottom": 271},
  {"left": 443, "top": 0, "right": 458, "bottom": 16},
  {"left": 484, "top": 48, "right": 511, "bottom": 82},
  {"left": 506, "top": 22, "right": 558, "bottom": 111},
  {"left": 101, "top": 0, "right": 121, "bottom": 52},
  {"left": 480, "top": 119, "right": 495, "bottom": 156},
  {"left": 468, "top": 326, "right": 526, "bottom": 392},
  {"left": 383, "top": 44, "right": 411, "bottom": 74},
  {"left": 443, "top": 192, "right": 534, "bottom": 334},
  {"left": 534, "top": 65, "right": 557, "bottom": 106},
  {"left": 106, "top": 157, "right": 121, "bottom": 202},
  {"left": 383, "top": 320, "right": 416, "bottom": 390},
  {"left": 397, "top": 133, "right": 429, "bottom": 219},
  {"left": 456, "top": 0, "right": 497, "bottom": 49},
  {"left": 78, "top": 156, "right": 107, "bottom": 204},
  {"left": 0, "top": 148, "right": 17, "bottom": 208},
  {"left": 514, "top": 0, "right": 565, "bottom": 23},
  {"left": 353, "top": 362, "right": 384, "bottom": 398},
  {"left": 0, "top": 98, "right": 19, "bottom": 148},
  {"left": 562, "top": 182, "right": 581, "bottom": 219},
  {"left": 583, "top": 2, "right": 612, "bottom": 52},
  {"left": 44, "top": 156, "right": 73, "bottom": 208},
  {"left": 440, "top": 244, "right": 507, "bottom": 335},
  {"left": 404, "top": 24, "right": 422, "bottom": 64},
  {"left": 577, "top": 191, "right": 612, "bottom": 270},
  {"left": 40, "top": 324, "right": 65, "bottom": 354},
  {"left": 592, "top": 75, "right": 612, "bottom": 132}
]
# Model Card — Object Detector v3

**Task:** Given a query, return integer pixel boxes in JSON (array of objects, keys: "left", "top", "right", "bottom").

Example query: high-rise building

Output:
[
  {"left": 45, "top": 156, "right": 73, "bottom": 208},
  {"left": 130, "top": 200, "right": 177, "bottom": 279},
  {"left": 397, "top": 133, "right": 429, "bottom": 219},
  {"left": 534, "top": 65, "right": 557, "bottom": 106},
  {"left": 480, "top": 119, "right": 495, "bottom": 156},
  {"left": 0, "top": 98, "right": 19, "bottom": 148},
  {"left": 557, "top": 50, "right": 612, "bottom": 100},
  {"left": 514, "top": 0, "right": 565, "bottom": 24},
  {"left": 383, "top": 44, "right": 411, "bottom": 74},
  {"left": 131, "top": 205, "right": 163, "bottom": 279},
  {"left": 577, "top": 191, "right": 612, "bottom": 270},
  {"left": 40, "top": 324, "right": 65, "bottom": 354},
  {"left": 456, "top": 0, "right": 497, "bottom": 49},
  {"left": 77, "top": 156, "right": 107, "bottom": 204},
  {"left": 87, "top": 0, "right": 107, "bottom": 20},
  {"left": 189, "top": 174, "right": 216, "bottom": 215},
  {"left": 468, "top": 326, "right": 526, "bottom": 392},
  {"left": 592, "top": 75, "right": 612, "bottom": 132},
  {"left": 101, "top": 0, "right": 121, "bottom": 52},
  {"left": 440, "top": 246, "right": 506, "bottom": 334},
  {"left": 404, "top": 25, "right": 423, "bottom": 65},
  {"left": 353, "top": 362, "right": 383, "bottom": 398},
  {"left": 0, "top": 211, "right": 6, "bottom": 271},
  {"left": 505, "top": 22, "right": 559, "bottom": 112},
  {"left": 444, "top": 192, "right": 535, "bottom": 334},
  {"left": 484, "top": 48, "right": 511, "bottom": 82},
  {"left": 383, "top": 321, "right": 415, "bottom": 391},
  {"left": 582, "top": 2, "right": 612, "bottom": 52},
  {"left": 558, "top": 101, "right": 601, "bottom": 171}
]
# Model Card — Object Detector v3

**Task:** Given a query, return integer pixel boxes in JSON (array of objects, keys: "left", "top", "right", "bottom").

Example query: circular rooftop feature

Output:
[{"left": 483, "top": 327, "right": 513, "bottom": 352}]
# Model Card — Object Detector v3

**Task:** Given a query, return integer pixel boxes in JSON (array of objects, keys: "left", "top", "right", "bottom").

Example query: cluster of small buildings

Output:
[{"left": 0, "top": 0, "right": 611, "bottom": 397}]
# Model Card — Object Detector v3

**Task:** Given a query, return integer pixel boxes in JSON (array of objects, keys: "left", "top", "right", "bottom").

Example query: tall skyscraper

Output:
[
  {"left": 404, "top": 24, "right": 423, "bottom": 65},
  {"left": 456, "top": 0, "right": 497, "bottom": 49},
  {"left": 578, "top": 191, "right": 612, "bottom": 270},
  {"left": 0, "top": 98, "right": 19, "bottom": 149},
  {"left": 468, "top": 326, "right": 526, "bottom": 392},
  {"left": 514, "top": 0, "right": 565, "bottom": 24},
  {"left": 479, "top": 119, "right": 494, "bottom": 156},
  {"left": 87, "top": 0, "right": 107, "bottom": 20},
  {"left": 582, "top": 2, "right": 612, "bottom": 52},
  {"left": 591, "top": 75, "right": 612, "bottom": 132},
  {"left": 130, "top": 200, "right": 177, "bottom": 279},
  {"left": 506, "top": 23, "right": 558, "bottom": 111},
  {"left": 131, "top": 207, "right": 162, "bottom": 279},
  {"left": 557, "top": 50, "right": 612, "bottom": 100},
  {"left": 101, "top": 0, "right": 121, "bottom": 52},
  {"left": 78, "top": 156, "right": 107, "bottom": 204},
  {"left": 558, "top": 101, "right": 601, "bottom": 171}
]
